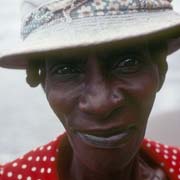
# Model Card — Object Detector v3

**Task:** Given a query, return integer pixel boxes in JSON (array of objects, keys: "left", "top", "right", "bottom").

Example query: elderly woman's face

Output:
[{"left": 44, "top": 45, "right": 162, "bottom": 171}]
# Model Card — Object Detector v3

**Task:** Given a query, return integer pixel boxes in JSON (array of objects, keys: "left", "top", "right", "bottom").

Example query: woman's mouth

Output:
[{"left": 75, "top": 125, "right": 135, "bottom": 149}]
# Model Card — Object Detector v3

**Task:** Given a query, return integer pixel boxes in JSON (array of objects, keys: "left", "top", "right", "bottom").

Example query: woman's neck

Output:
[
  {"left": 68, "top": 154, "right": 140, "bottom": 180},
  {"left": 57, "top": 135, "right": 167, "bottom": 180}
]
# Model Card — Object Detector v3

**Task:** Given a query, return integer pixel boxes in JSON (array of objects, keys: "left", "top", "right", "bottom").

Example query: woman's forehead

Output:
[{"left": 44, "top": 42, "right": 150, "bottom": 64}]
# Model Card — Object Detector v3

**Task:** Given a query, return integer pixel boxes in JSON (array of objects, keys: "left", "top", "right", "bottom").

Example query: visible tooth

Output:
[
  {"left": 76, "top": 130, "right": 133, "bottom": 149},
  {"left": 84, "top": 134, "right": 108, "bottom": 141},
  {"left": 81, "top": 131, "right": 129, "bottom": 141}
]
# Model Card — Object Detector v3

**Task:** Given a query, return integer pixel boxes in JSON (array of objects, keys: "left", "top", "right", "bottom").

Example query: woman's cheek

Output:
[
  {"left": 45, "top": 82, "right": 82, "bottom": 117},
  {"left": 140, "top": 70, "right": 160, "bottom": 100},
  {"left": 129, "top": 68, "right": 160, "bottom": 100}
]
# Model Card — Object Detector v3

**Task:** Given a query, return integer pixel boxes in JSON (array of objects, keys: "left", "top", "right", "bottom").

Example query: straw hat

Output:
[{"left": 0, "top": 0, "right": 180, "bottom": 69}]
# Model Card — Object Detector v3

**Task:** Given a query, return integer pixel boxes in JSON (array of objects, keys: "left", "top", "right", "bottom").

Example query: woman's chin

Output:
[{"left": 69, "top": 130, "right": 141, "bottom": 173}]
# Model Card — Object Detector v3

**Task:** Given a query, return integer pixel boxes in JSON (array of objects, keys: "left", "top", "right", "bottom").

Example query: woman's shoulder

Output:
[
  {"left": 141, "top": 138, "right": 180, "bottom": 180},
  {"left": 1, "top": 135, "right": 179, "bottom": 180},
  {"left": 0, "top": 135, "right": 65, "bottom": 180}
]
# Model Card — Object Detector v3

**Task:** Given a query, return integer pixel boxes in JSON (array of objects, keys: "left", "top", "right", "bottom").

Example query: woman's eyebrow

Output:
[
  {"left": 98, "top": 48, "right": 147, "bottom": 60},
  {"left": 46, "top": 54, "right": 86, "bottom": 63},
  {"left": 45, "top": 57, "right": 87, "bottom": 71}
]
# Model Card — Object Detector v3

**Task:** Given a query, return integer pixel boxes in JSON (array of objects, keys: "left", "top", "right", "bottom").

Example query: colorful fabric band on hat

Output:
[{"left": 22, "top": 0, "right": 172, "bottom": 40}]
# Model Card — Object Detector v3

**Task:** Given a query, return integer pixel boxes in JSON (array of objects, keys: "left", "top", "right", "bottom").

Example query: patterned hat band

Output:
[{"left": 22, "top": 0, "right": 173, "bottom": 40}]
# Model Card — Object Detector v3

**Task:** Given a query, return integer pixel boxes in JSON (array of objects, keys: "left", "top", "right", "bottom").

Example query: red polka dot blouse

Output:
[{"left": 0, "top": 134, "right": 180, "bottom": 180}]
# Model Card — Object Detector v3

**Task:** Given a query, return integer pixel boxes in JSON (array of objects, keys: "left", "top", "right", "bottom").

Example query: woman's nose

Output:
[
  {"left": 79, "top": 84, "right": 125, "bottom": 119},
  {"left": 78, "top": 57, "right": 125, "bottom": 119}
]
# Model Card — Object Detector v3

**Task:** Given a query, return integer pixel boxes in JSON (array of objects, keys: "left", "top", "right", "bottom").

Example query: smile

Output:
[{"left": 76, "top": 126, "right": 135, "bottom": 149}]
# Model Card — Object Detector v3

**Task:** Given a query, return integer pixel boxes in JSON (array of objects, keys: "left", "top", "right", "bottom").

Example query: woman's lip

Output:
[
  {"left": 76, "top": 126, "right": 135, "bottom": 149},
  {"left": 73, "top": 124, "right": 136, "bottom": 137}
]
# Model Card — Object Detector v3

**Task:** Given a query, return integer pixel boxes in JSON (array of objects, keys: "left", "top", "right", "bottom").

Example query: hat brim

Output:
[{"left": 0, "top": 10, "right": 180, "bottom": 69}]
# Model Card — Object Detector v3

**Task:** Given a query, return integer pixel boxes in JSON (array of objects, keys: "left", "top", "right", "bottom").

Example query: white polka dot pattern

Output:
[
  {"left": 0, "top": 134, "right": 62, "bottom": 180},
  {"left": 22, "top": 164, "right": 27, "bottom": 169},
  {"left": 12, "top": 162, "right": 18, "bottom": 167},
  {"left": 7, "top": 171, "right": 13, "bottom": 177},
  {"left": 142, "top": 138, "right": 180, "bottom": 180},
  {"left": 0, "top": 167, "right": 4, "bottom": 175},
  {"left": 1, "top": 134, "right": 180, "bottom": 180},
  {"left": 17, "top": 174, "right": 23, "bottom": 179}
]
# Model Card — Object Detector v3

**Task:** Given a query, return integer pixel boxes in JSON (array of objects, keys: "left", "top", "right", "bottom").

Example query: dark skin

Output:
[{"left": 41, "top": 44, "right": 168, "bottom": 180}]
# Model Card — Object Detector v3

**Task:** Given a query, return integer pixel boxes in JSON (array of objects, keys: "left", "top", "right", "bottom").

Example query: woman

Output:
[{"left": 0, "top": 0, "right": 180, "bottom": 179}]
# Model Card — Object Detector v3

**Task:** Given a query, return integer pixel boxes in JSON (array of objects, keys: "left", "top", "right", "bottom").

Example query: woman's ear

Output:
[
  {"left": 40, "top": 67, "right": 46, "bottom": 91},
  {"left": 157, "top": 63, "right": 168, "bottom": 92},
  {"left": 156, "top": 50, "right": 168, "bottom": 92},
  {"left": 26, "top": 59, "right": 45, "bottom": 88},
  {"left": 149, "top": 41, "right": 168, "bottom": 92}
]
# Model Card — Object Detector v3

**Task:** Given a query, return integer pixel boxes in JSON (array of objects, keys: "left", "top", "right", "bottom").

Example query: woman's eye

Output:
[
  {"left": 54, "top": 65, "right": 82, "bottom": 75},
  {"left": 49, "top": 64, "right": 84, "bottom": 81},
  {"left": 112, "top": 56, "right": 142, "bottom": 74}
]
